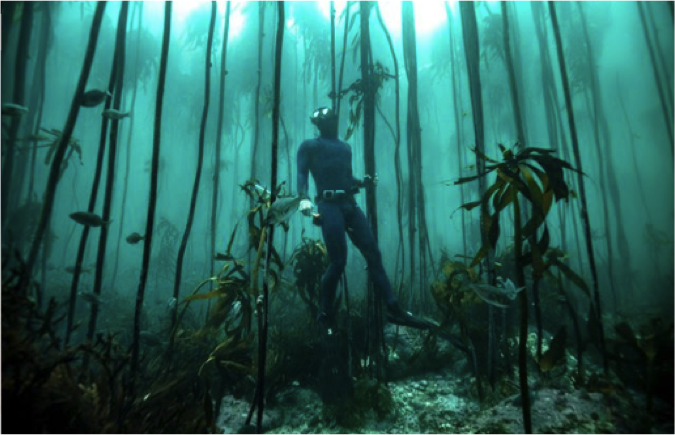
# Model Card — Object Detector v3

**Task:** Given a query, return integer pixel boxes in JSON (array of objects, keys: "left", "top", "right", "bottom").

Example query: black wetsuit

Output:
[{"left": 297, "top": 135, "right": 397, "bottom": 321}]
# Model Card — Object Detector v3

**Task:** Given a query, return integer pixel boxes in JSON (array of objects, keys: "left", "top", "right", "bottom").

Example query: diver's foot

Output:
[{"left": 385, "top": 301, "right": 437, "bottom": 330}]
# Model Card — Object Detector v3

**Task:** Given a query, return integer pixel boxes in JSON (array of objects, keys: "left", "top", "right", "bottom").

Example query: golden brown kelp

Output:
[
  {"left": 289, "top": 238, "right": 329, "bottom": 319},
  {"left": 1, "top": 2, "right": 32, "bottom": 229},
  {"left": 132, "top": 1, "right": 172, "bottom": 382},
  {"left": 548, "top": 1, "right": 607, "bottom": 374},
  {"left": 86, "top": 2, "right": 130, "bottom": 356},
  {"left": 171, "top": 1, "right": 217, "bottom": 331},
  {"left": 455, "top": 140, "right": 586, "bottom": 433},
  {"left": 23, "top": 2, "right": 106, "bottom": 296}
]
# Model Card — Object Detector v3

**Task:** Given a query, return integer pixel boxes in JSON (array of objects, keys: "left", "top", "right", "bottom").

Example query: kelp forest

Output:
[{"left": 1, "top": 1, "right": 673, "bottom": 434}]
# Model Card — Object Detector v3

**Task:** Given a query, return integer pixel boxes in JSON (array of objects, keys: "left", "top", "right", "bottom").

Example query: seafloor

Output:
[{"left": 215, "top": 324, "right": 673, "bottom": 434}]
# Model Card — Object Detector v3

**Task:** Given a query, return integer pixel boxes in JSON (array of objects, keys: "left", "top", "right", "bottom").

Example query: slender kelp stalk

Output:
[
  {"left": 145, "top": 2, "right": 172, "bottom": 366},
  {"left": 401, "top": 3, "right": 417, "bottom": 311},
  {"left": 500, "top": 2, "right": 525, "bottom": 144},
  {"left": 458, "top": 1, "right": 490, "bottom": 404},
  {"left": 171, "top": 1, "right": 217, "bottom": 330},
  {"left": 111, "top": 2, "right": 143, "bottom": 291},
  {"left": 548, "top": 1, "right": 607, "bottom": 374},
  {"left": 86, "top": 1, "right": 130, "bottom": 349},
  {"left": 577, "top": 2, "right": 624, "bottom": 313},
  {"left": 336, "top": 1, "right": 350, "bottom": 120},
  {"left": 532, "top": 1, "right": 585, "bottom": 381},
  {"left": 357, "top": 1, "right": 386, "bottom": 379},
  {"left": 375, "top": 4, "right": 404, "bottom": 292},
  {"left": 513, "top": 193, "right": 532, "bottom": 434},
  {"left": 402, "top": 4, "right": 437, "bottom": 306},
  {"left": 66, "top": 5, "right": 121, "bottom": 345},
  {"left": 330, "top": 1, "right": 336, "bottom": 110},
  {"left": 210, "top": 1, "right": 232, "bottom": 307},
  {"left": 501, "top": 1, "right": 542, "bottom": 373},
  {"left": 250, "top": 2, "right": 265, "bottom": 178},
  {"left": 24, "top": 2, "right": 106, "bottom": 294},
  {"left": 1, "top": 3, "right": 17, "bottom": 66},
  {"left": 645, "top": 3, "right": 673, "bottom": 117},
  {"left": 2, "top": 2, "right": 33, "bottom": 229},
  {"left": 27, "top": 5, "right": 51, "bottom": 206},
  {"left": 246, "top": 4, "right": 284, "bottom": 432},
  {"left": 444, "top": 2, "right": 468, "bottom": 263}
]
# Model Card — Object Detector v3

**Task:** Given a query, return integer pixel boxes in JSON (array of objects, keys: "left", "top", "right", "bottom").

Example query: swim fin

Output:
[{"left": 386, "top": 302, "right": 438, "bottom": 330}]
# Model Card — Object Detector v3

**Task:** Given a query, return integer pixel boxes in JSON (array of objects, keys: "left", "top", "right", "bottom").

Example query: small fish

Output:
[
  {"left": 65, "top": 265, "right": 93, "bottom": 274},
  {"left": 232, "top": 300, "right": 242, "bottom": 315},
  {"left": 496, "top": 277, "right": 526, "bottom": 300},
  {"left": 102, "top": 109, "right": 131, "bottom": 120},
  {"left": 264, "top": 196, "right": 302, "bottom": 227},
  {"left": 69, "top": 211, "right": 113, "bottom": 228},
  {"left": 78, "top": 291, "right": 104, "bottom": 305},
  {"left": 166, "top": 297, "right": 177, "bottom": 309},
  {"left": 2, "top": 103, "right": 29, "bottom": 117},
  {"left": 80, "top": 89, "right": 111, "bottom": 107},
  {"left": 18, "top": 133, "right": 52, "bottom": 142},
  {"left": 214, "top": 252, "right": 235, "bottom": 261},
  {"left": 139, "top": 330, "right": 163, "bottom": 346},
  {"left": 253, "top": 183, "right": 272, "bottom": 203},
  {"left": 126, "top": 232, "right": 145, "bottom": 244}
]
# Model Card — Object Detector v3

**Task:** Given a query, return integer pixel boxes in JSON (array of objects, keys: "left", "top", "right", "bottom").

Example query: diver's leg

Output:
[
  {"left": 318, "top": 201, "right": 347, "bottom": 323},
  {"left": 343, "top": 202, "right": 397, "bottom": 306},
  {"left": 344, "top": 202, "right": 435, "bottom": 330}
]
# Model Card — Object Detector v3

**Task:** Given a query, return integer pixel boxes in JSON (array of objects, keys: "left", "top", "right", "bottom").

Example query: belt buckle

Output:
[{"left": 323, "top": 189, "right": 346, "bottom": 200}]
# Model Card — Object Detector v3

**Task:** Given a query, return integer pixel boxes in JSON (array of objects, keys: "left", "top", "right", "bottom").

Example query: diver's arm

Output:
[{"left": 296, "top": 141, "right": 311, "bottom": 200}]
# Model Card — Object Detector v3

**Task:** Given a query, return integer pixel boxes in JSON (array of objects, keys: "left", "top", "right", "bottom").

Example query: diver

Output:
[{"left": 296, "top": 106, "right": 434, "bottom": 333}]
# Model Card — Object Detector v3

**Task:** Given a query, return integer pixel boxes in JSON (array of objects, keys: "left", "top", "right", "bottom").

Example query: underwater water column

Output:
[
  {"left": 133, "top": 0, "right": 172, "bottom": 380},
  {"left": 171, "top": 1, "right": 217, "bottom": 330}
]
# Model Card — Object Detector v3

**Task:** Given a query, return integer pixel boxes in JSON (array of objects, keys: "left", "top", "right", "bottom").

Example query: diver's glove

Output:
[
  {"left": 363, "top": 173, "right": 379, "bottom": 187},
  {"left": 298, "top": 199, "right": 314, "bottom": 216}
]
